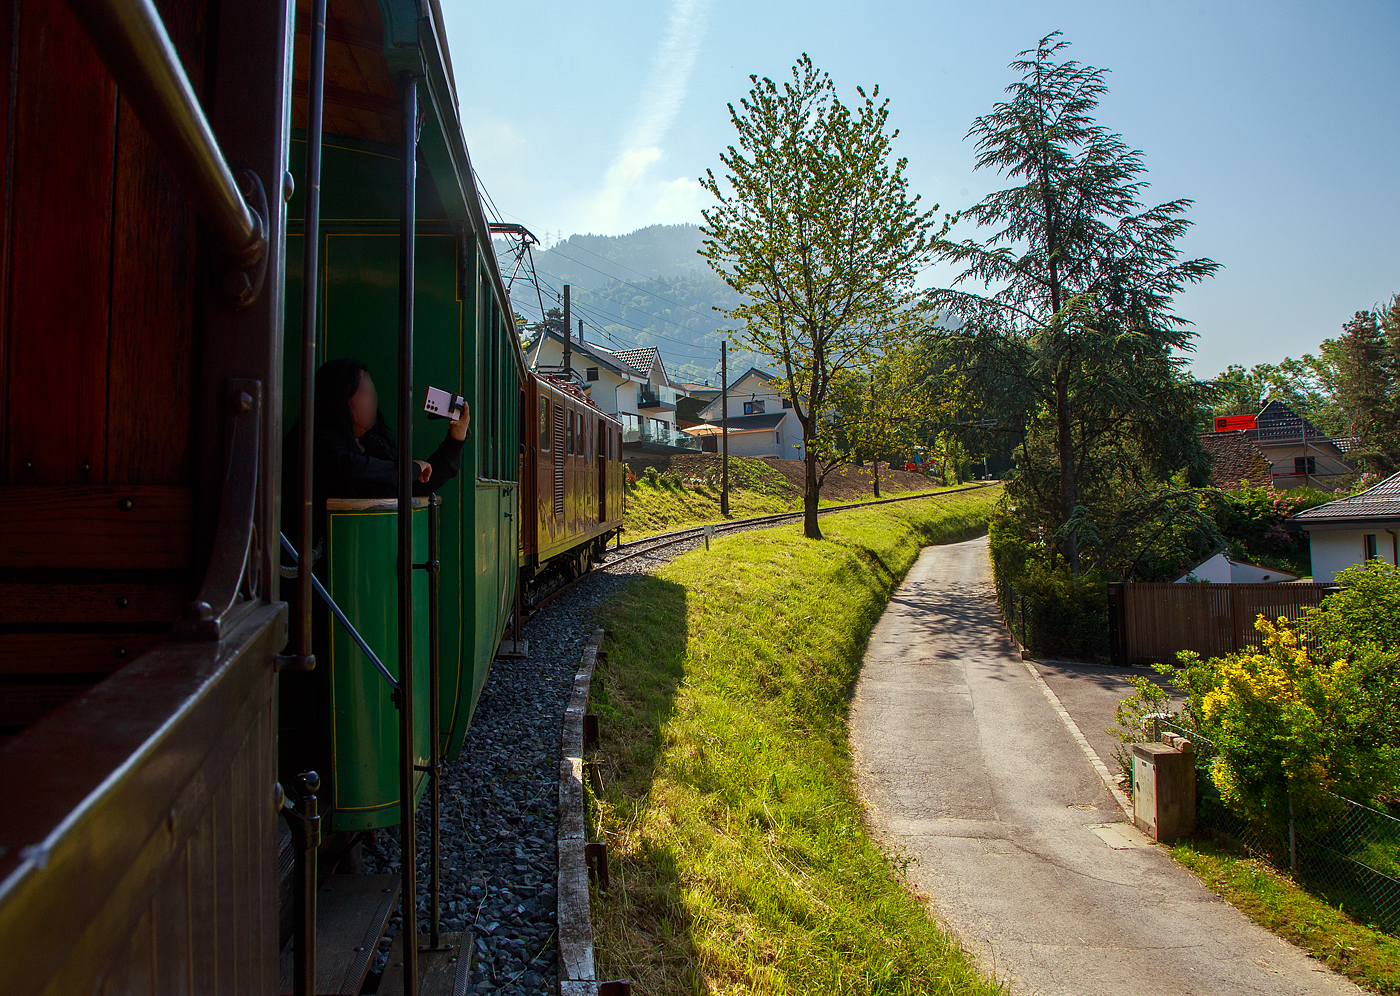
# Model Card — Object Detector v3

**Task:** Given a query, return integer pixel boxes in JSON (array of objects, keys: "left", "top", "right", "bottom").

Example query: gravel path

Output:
[
  {"left": 363, "top": 537, "right": 688, "bottom": 995},
  {"left": 363, "top": 514, "right": 839, "bottom": 993}
]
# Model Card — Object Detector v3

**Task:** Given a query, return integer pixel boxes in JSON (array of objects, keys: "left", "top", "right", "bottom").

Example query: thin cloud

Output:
[{"left": 581, "top": 0, "right": 712, "bottom": 233}]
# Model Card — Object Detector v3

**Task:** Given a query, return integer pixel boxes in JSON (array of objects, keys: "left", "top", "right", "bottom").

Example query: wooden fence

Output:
[{"left": 1108, "top": 583, "right": 1336, "bottom": 666}]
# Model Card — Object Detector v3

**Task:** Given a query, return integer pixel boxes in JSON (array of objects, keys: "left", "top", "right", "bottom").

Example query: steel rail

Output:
[
  {"left": 279, "top": 534, "right": 398, "bottom": 691},
  {"left": 604, "top": 482, "right": 996, "bottom": 568},
  {"left": 522, "top": 483, "right": 997, "bottom": 620}
]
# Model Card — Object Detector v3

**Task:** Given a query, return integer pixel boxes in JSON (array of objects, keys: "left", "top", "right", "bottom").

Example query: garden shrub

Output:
[{"left": 1161, "top": 610, "right": 1399, "bottom": 827}]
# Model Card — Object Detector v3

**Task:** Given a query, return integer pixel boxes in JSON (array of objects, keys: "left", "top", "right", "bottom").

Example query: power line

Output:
[
  {"left": 544, "top": 242, "right": 732, "bottom": 325},
  {"left": 523, "top": 271, "right": 721, "bottom": 358}
]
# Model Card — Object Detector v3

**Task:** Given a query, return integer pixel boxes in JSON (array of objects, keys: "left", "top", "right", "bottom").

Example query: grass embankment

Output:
[
  {"left": 588, "top": 487, "right": 1004, "bottom": 995},
  {"left": 622, "top": 455, "right": 959, "bottom": 540},
  {"left": 1173, "top": 840, "right": 1400, "bottom": 994}
]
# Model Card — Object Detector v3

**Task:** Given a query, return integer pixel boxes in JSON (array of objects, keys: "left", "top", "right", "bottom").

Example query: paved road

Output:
[{"left": 849, "top": 536, "right": 1359, "bottom": 996}]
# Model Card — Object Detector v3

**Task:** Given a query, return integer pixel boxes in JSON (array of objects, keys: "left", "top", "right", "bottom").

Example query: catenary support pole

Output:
[
  {"left": 720, "top": 339, "right": 729, "bottom": 517},
  {"left": 562, "top": 284, "right": 571, "bottom": 377}
]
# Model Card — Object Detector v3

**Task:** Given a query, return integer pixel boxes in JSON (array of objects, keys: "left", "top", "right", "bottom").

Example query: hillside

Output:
[{"left": 495, "top": 224, "right": 769, "bottom": 384}]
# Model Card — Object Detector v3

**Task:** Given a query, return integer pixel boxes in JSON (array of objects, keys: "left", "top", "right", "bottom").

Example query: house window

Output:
[
  {"left": 1294, "top": 456, "right": 1316, "bottom": 475},
  {"left": 782, "top": 397, "right": 792, "bottom": 409},
  {"left": 586, "top": 367, "right": 599, "bottom": 382},
  {"left": 1365, "top": 534, "right": 1379, "bottom": 561},
  {"left": 775, "top": 431, "right": 781, "bottom": 445},
  {"left": 744, "top": 400, "right": 765, "bottom": 415}
]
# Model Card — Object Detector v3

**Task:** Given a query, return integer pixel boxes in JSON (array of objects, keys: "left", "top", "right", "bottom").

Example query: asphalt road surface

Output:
[{"left": 849, "top": 535, "right": 1360, "bottom": 996}]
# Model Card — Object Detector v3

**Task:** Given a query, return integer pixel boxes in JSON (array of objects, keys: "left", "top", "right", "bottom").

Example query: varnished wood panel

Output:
[
  {"left": 0, "top": 582, "right": 187, "bottom": 624},
  {"left": 0, "top": 632, "right": 166, "bottom": 674},
  {"left": 6, "top": 0, "right": 116, "bottom": 485},
  {"left": 0, "top": 680, "right": 107, "bottom": 728},
  {"left": 293, "top": 0, "right": 398, "bottom": 145},
  {"left": 106, "top": 0, "right": 205, "bottom": 487},
  {"left": 0, "top": 485, "right": 192, "bottom": 569},
  {"left": 0, "top": 0, "right": 17, "bottom": 477},
  {"left": 2, "top": 608, "right": 285, "bottom": 996},
  {"left": 152, "top": 839, "right": 195, "bottom": 996}
]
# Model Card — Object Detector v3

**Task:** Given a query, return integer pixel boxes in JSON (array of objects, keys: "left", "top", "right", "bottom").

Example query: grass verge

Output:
[
  {"left": 622, "top": 465, "right": 963, "bottom": 540},
  {"left": 1173, "top": 839, "right": 1400, "bottom": 994},
  {"left": 588, "top": 487, "right": 1004, "bottom": 995}
]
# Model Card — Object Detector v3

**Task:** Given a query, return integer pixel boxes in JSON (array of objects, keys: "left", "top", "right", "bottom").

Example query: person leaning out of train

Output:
[{"left": 315, "top": 357, "right": 470, "bottom": 499}]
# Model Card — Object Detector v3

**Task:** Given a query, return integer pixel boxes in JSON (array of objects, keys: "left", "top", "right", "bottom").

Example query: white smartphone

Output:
[{"left": 423, "top": 386, "right": 465, "bottom": 420}]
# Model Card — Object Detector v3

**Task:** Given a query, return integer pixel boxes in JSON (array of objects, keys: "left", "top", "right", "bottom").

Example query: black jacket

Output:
[
  {"left": 318, "top": 412, "right": 464, "bottom": 500},
  {"left": 282, "top": 413, "right": 465, "bottom": 559}
]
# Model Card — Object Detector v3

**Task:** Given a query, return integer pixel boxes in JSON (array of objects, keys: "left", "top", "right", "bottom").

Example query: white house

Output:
[
  {"left": 1290, "top": 471, "right": 1400, "bottom": 582},
  {"left": 526, "top": 330, "right": 698, "bottom": 452},
  {"left": 692, "top": 367, "right": 805, "bottom": 460},
  {"left": 1174, "top": 552, "right": 1299, "bottom": 584}
]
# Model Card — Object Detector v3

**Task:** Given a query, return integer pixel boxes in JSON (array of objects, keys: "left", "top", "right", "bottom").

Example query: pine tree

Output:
[
  {"left": 1332, "top": 295, "right": 1400, "bottom": 473},
  {"left": 927, "top": 33, "right": 1218, "bottom": 574}
]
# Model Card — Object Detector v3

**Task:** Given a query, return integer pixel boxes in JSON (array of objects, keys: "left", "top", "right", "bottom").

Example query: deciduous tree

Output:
[{"left": 700, "top": 55, "right": 946, "bottom": 538}]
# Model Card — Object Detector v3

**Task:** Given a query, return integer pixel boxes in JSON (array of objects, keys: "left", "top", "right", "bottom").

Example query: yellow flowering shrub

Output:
[{"left": 1169, "top": 616, "right": 1372, "bottom": 825}]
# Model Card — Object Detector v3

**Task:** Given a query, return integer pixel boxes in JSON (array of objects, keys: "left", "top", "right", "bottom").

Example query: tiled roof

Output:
[
  {"left": 528, "top": 329, "right": 630, "bottom": 376},
  {"left": 1293, "top": 471, "right": 1400, "bottom": 522},
  {"left": 692, "top": 412, "right": 788, "bottom": 432},
  {"left": 1199, "top": 431, "right": 1272, "bottom": 489},
  {"left": 1253, "top": 400, "right": 1334, "bottom": 446},
  {"left": 609, "top": 346, "right": 660, "bottom": 376}
]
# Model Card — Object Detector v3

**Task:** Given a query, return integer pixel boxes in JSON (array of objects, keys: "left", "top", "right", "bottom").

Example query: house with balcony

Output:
[
  {"left": 691, "top": 367, "right": 805, "bottom": 460},
  {"left": 526, "top": 330, "right": 699, "bottom": 453},
  {"left": 1211, "top": 400, "right": 1354, "bottom": 489}
]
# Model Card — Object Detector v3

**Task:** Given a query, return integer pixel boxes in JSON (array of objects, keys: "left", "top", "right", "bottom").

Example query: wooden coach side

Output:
[
  {"left": 528, "top": 375, "right": 623, "bottom": 569},
  {"left": 0, "top": 0, "right": 293, "bottom": 991}
]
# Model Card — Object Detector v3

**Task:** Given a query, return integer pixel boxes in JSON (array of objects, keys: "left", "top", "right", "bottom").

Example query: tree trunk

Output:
[
  {"left": 1055, "top": 358, "right": 1078, "bottom": 574},
  {"left": 804, "top": 438, "right": 822, "bottom": 540},
  {"left": 871, "top": 458, "right": 880, "bottom": 499}
]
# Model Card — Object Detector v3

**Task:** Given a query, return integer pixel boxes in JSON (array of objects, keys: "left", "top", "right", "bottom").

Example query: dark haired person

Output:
[
  {"left": 312, "top": 357, "right": 469, "bottom": 500},
  {"left": 281, "top": 358, "right": 470, "bottom": 562}
]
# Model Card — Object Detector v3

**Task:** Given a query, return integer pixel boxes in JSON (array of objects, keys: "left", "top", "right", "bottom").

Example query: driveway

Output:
[{"left": 849, "top": 535, "right": 1359, "bottom": 996}]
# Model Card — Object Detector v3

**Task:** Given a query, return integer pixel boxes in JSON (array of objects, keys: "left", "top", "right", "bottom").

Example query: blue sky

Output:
[{"left": 439, "top": 0, "right": 1398, "bottom": 376}]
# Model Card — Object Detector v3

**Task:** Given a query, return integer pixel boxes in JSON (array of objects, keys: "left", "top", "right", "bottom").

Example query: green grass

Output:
[
  {"left": 587, "top": 487, "right": 1004, "bottom": 995},
  {"left": 622, "top": 457, "right": 959, "bottom": 540},
  {"left": 1173, "top": 839, "right": 1400, "bottom": 994}
]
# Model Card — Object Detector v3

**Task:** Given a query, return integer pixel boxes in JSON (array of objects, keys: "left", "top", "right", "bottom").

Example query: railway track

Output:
[{"left": 523, "top": 481, "right": 997, "bottom": 620}]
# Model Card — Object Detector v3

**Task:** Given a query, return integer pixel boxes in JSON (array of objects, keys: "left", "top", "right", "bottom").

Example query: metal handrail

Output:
[
  {"left": 63, "top": 0, "right": 266, "bottom": 267},
  {"left": 278, "top": 533, "right": 398, "bottom": 692}
]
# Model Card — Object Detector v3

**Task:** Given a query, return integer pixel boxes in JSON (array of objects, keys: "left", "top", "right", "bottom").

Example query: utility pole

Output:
[
  {"left": 562, "top": 284, "right": 571, "bottom": 378},
  {"left": 720, "top": 339, "right": 729, "bottom": 517},
  {"left": 870, "top": 371, "right": 880, "bottom": 499}
]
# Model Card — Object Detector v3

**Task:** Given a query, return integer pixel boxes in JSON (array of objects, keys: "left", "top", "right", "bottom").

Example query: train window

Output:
[
  {"left": 566, "top": 411, "right": 573, "bottom": 455},
  {"left": 540, "top": 397, "right": 549, "bottom": 449}
]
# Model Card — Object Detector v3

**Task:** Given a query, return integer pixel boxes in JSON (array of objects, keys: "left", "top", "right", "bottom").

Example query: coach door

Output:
[{"left": 597, "top": 417, "right": 607, "bottom": 522}]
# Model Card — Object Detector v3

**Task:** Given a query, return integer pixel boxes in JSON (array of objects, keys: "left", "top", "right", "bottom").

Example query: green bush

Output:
[
  {"left": 1218, "top": 483, "right": 1332, "bottom": 576},
  {"left": 989, "top": 504, "right": 1108, "bottom": 660},
  {"left": 1154, "top": 563, "right": 1400, "bottom": 822},
  {"left": 1015, "top": 562, "right": 1108, "bottom": 660}
]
